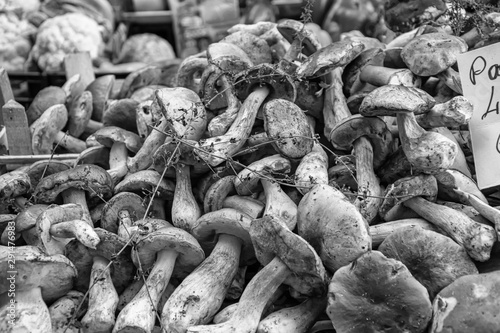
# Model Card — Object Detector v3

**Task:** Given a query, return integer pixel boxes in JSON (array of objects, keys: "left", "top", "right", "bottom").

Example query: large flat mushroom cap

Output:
[
  {"left": 430, "top": 271, "right": 500, "bottom": 333},
  {"left": 327, "top": 250, "right": 432, "bottom": 333},
  {"left": 379, "top": 225, "right": 478, "bottom": 299},
  {"left": 26, "top": 86, "right": 67, "bottom": 125},
  {"left": 401, "top": 32, "right": 468, "bottom": 76},
  {"left": 359, "top": 85, "right": 436, "bottom": 116},
  {"left": 133, "top": 226, "right": 205, "bottom": 279},
  {"left": 0, "top": 245, "right": 77, "bottom": 303},
  {"left": 33, "top": 164, "right": 114, "bottom": 204},
  {"left": 102, "top": 99, "right": 139, "bottom": 133},
  {"left": 250, "top": 214, "right": 328, "bottom": 297}
]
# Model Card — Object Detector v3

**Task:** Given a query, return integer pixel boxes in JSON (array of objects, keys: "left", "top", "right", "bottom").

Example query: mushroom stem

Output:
[
  {"left": 353, "top": 136, "right": 383, "bottom": 224},
  {"left": 369, "top": 218, "right": 440, "bottom": 247},
  {"left": 207, "top": 74, "right": 242, "bottom": 137},
  {"left": 172, "top": 164, "right": 201, "bottom": 232},
  {"left": 113, "top": 249, "right": 179, "bottom": 333},
  {"left": 85, "top": 119, "right": 104, "bottom": 134},
  {"left": 162, "top": 233, "right": 242, "bottom": 333},
  {"left": 396, "top": 112, "right": 457, "bottom": 173},
  {"left": 53, "top": 131, "right": 87, "bottom": 153},
  {"left": 455, "top": 189, "right": 500, "bottom": 240},
  {"left": 0, "top": 287, "right": 52, "bottom": 332},
  {"left": 81, "top": 256, "right": 119, "bottom": 333},
  {"left": 177, "top": 56, "right": 209, "bottom": 92},
  {"left": 187, "top": 256, "right": 290, "bottom": 333},
  {"left": 360, "top": 66, "right": 419, "bottom": 87},
  {"left": 61, "top": 189, "right": 93, "bottom": 226},
  {"left": 108, "top": 142, "right": 129, "bottom": 185},
  {"left": 256, "top": 296, "right": 327, "bottom": 333},
  {"left": 323, "top": 68, "right": 351, "bottom": 138},
  {"left": 403, "top": 196, "right": 496, "bottom": 262},
  {"left": 436, "top": 67, "right": 463, "bottom": 94},
  {"left": 49, "top": 220, "right": 100, "bottom": 249}
]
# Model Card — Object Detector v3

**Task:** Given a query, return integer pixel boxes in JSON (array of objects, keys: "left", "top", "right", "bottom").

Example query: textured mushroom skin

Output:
[
  {"left": 379, "top": 225, "right": 478, "bottom": 299},
  {"left": 327, "top": 251, "right": 432, "bottom": 333},
  {"left": 0, "top": 171, "right": 31, "bottom": 202},
  {"left": 430, "top": 271, "right": 500, "bottom": 333}
]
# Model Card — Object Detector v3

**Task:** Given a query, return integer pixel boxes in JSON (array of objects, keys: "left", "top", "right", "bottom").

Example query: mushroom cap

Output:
[
  {"left": 430, "top": 271, "right": 500, "bottom": 333},
  {"left": 191, "top": 208, "right": 254, "bottom": 264},
  {"left": 384, "top": 0, "right": 447, "bottom": 33},
  {"left": 67, "top": 91, "right": 93, "bottom": 138},
  {"left": 102, "top": 98, "right": 139, "bottom": 133},
  {"left": 329, "top": 115, "right": 393, "bottom": 169},
  {"left": 86, "top": 74, "right": 116, "bottom": 122},
  {"left": 91, "top": 126, "right": 143, "bottom": 153},
  {"left": 100, "top": 192, "right": 147, "bottom": 234},
  {"left": 234, "top": 63, "right": 296, "bottom": 104},
  {"left": 416, "top": 95, "right": 473, "bottom": 129},
  {"left": 359, "top": 84, "right": 436, "bottom": 116},
  {"left": 114, "top": 169, "right": 175, "bottom": 199},
  {"left": 207, "top": 42, "right": 254, "bottom": 71},
  {"left": 327, "top": 250, "right": 432, "bottom": 333},
  {"left": 0, "top": 245, "right": 77, "bottom": 303},
  {"left": 342, "top": 47, "right": 385, "bottom": 96},
  {"left": 154, "top": 87, "right": 207, "bottom": 141},
  {"left": 30, "top": 104, "right": 68, "bottom": 154},
  {"left": 401, "top": 32, "right": 468, "bottom": 76},
  {"left": 379, "top": 174, "right": 438, "bottom": 221},
  {"left": 435, "top": 169, "right": 488, "bottom": 205},
  {"left": 221, "top": 30, "right": 272, "bottom": 65},
  {"left": 135, "top": 100, "right": 156, "bottom": 139},
  {"left": 27, "top": 160, "right": 71, "bottom": 189},
  {"left": 75, "top": 145, "right": 111, "bottom": 170},
  {"left": 26, "top": 86, "right": 66, "bottom": 125},
  {"left": 34, "top": 164, "right": 113, "bottom": 204},
  {"left": 250, "top": 214, "right": 328, "bottom": 297},
  {"left": 130, "top": 85, "right": 167, "bottom": 103},
  {"left": 0, "top": 170, "right": 31, "bottom": 202},
  {"left": 296, "top": 39, "right": 366, "bottom": 79},
  {"left": 297, "top": 184, "right": 371, "bottom": 273},
  {"left": 277, "top": 19, "right": 321, "bottom": 56},
  {"left": 14, "top": 204, "right": 49, "bottom": 234},
  {"left": 379, "top": 225, "right": 478, "bottom": 299},
  {"left": 133, "top": 226, "right": 205, "bottom": 279},
  {"left": 263, "top": 99, "right": 313, "bottom": 159}
]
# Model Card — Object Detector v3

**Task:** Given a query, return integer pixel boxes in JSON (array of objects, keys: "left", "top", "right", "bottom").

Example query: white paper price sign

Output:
[{"left": 457, "top": 42, "right": 500, "bottom": 190}]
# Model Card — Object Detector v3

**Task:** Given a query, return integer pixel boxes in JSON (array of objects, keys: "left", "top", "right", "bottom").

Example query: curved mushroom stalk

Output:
[
  {"left": 404, "top": 197, "right": 496, "bottom": 262},
  {"left": 81, "top": 256, "right": 119, "bottom": 333},
  {"left": 222, "top": 195, "right": 265, "bottom": 218},
  {"left": 256, "top": 296, "right": 327, "bottom": 333},
  {"left": 0, "top": 287, "right": 52, "bottom": 332},
  {"left": 203, "top": 175, "right": 237, "bottom": 213},
  {"left": 369, "top": 218, "right": 440, "bottom": 248},
  {"left": 397, "top": 112, "right": 458, "bottom": 174},
  {"left": 176, "top": 53, "right": 208, "bottom": 92},
  {"left": 187, "top": 215, "right": 327, "bottom": 333},
  {"left": 161, "top": 234, "right": 242, "bottom": 333},
  {"left": 261, "top": 179, "right": 297, "bottom": 230},
  {"left": 323, "top": 67, "right": 351, "bottom": 138},
  {"left": 114, "top": 227, "right": 204, "bottom": 333},
  {"left": 172, "top": 164, "right": 202, "bottom": 232}
]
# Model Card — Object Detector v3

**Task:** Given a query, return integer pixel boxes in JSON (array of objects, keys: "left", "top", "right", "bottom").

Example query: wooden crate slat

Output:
[{"left": 2, "top": 100, "right": 32, "bottom": 156}]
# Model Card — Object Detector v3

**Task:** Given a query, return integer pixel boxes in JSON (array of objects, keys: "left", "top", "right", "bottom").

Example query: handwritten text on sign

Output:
[{"left": 458, "top": 42, "right": 500, "bottom": 189}]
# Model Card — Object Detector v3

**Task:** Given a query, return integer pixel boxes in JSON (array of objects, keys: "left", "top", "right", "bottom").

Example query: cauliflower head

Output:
[
  {"left": 30, "top": 12, "right": 103, "bottom": 72},
  {"left": 0, "top": 12, "right": 37, "bottom": 71}
]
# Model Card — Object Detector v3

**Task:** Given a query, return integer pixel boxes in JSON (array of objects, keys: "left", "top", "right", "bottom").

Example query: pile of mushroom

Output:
[{"left": 2, "top": 5, "right": 500, "bottom": 333}]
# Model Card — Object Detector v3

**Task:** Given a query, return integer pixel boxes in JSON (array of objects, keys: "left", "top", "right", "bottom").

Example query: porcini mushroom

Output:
[
  {"left": 187, "top": 214, "right": 328, "bottom": 333},
  {"left": 327, "top": 250, "right": 432, "bottom": 333},
  {"left": 113, "top": 226, "right": 204, "bottom": 333},
  {"left": 161, "top": 208, "right": 254, "bottom": 333}
]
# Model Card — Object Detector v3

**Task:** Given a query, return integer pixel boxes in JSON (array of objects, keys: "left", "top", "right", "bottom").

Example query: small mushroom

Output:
[
  {"left": 100, "top": 191, "right": 147, "bottom": 235},
  {"left": 430, "top": 271, "right": 500, "bottom": 333},
  {"left": 327, "top": 250, "right": 432, "bottom": 333},
  {"left": 86, "top": 75, "right": 116, "bottom": 122},
  {"left": 75, "top": 145, "right": 111, "bottom": 170},
  {"left": 379, "top": 225, "right": 478, "bottom": 299},
  {"left": 113, "top": 226, "right": 204, "bottom": 333},
  {"left": 34, "top": 164, "right": 114, "bottom": 226},
  {"left": 161, "top": 208, "right": 254, "bottom": 332},
  {"left": 89, "top": 126, "right": 143, "bottom": 184},
  {"left": 187, "top": 215, "right": 328, "bottom": 333},
  {"left": 30, "top": 104, "right": 86, "bottom": 154}
]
